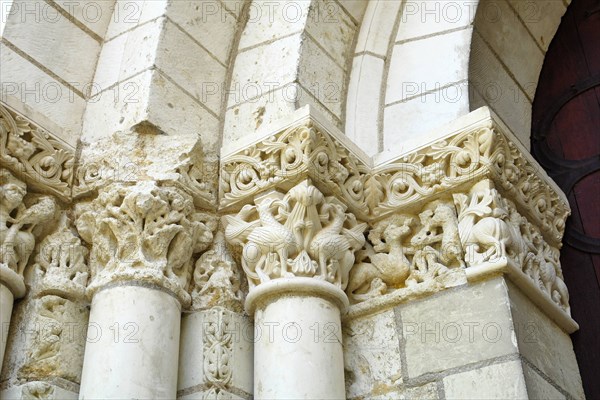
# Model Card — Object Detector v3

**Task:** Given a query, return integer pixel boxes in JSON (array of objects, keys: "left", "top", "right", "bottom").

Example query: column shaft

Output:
[{"left": 0, "top": 283, "right": 14, "bottom": 366}]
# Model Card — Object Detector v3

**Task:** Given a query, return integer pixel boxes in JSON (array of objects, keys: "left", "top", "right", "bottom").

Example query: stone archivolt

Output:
[
  {"left": 223, "top": 180, "right": 367, "bottom": 291},
  {"left": 74, "top": 181, "right": 216, "bottom": 306},
  {"left": 0, "top": 105, "right": 75, "bottom": 201}
]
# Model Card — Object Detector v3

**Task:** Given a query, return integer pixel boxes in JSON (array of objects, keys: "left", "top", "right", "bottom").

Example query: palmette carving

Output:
[
  {"left": 223, "top": 180, "right": 366, "bottom": 290},
  {"left": 347, "top": 201, "right": 464, "bottom": 303},
  {"left": 453, "top": 180, "right": 571, "bottom": 314},
  {"left": 203, "top": 309, "right": 235, "bottom": 388},
  {"left": 0, "top": 105, "right": 74, "bottom": 200},
  {"left": 0, "top": 169, "right": 57, "bottom": 297},
  {"left": 74, "top": 181, "right": 216, "bottom": 305}
]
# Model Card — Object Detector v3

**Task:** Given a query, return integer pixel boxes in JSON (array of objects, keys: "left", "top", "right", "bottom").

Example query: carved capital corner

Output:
[
  {"left": 219, "top": 108, "right": 372, "bottom": 220},
  {"left": 0, "top": 104, "right": 75, "bottom": 201},
  {"left": 74, "top": 181, "right": 217, "bottom": 307},
  {"left": 1, "top": 168, "right": 58, "bottom": 298},
  {"left": 222, "top": 179, "right": 367, "bottom": 312},
  {"left": 72, "top": 131, "right": 217, "bottom": 210}
]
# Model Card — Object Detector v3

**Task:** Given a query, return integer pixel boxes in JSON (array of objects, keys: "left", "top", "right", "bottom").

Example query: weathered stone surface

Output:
[
  {"left": 522, "top": 362, "right": 566, "bottom": 400},
  {"left": 367, "top": 382, "right": 440, "bottom": 400},
  {"left": 0, "top": 381, "right": 78, "bottom": 400},
  {"left": 343, "top": 310, "right": 402, "bottom": 399},
  {"left": 399, "top": 277, "right": 518, "bottom": 378},
  {"left": 443, "top": 360, "right": 528, "bottom": 399}
]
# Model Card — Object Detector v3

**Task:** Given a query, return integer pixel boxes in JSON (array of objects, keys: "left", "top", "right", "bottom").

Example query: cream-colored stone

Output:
[
  {"left": 79, "top": 286, "right": 182, "bottom": 399},
  {"left": 386, "top": 28, "right": 471, "bottom": 105},
  {"left": 396, "top": 1, "right": 475, "bottom": 42},
  {"left": 0, "top": 381, "right": 78, "bottom": 400},
  {"left": 367, "top": 382, "right": 439, "bottom": 400},
  {"left": 0, "top": 44, "right": 87, "bottom": 144},
  {"left": 345, "top": 54, "right": 384, "bottom": 156},
  {"left": 178, "top": 309, "right": 253, "bottom": 394},
  {"left": 104, "top": 0, "right": 168, "bottom": 40},
  {"left": 339, "top": 0, "right": 368, "bottom": 22},
  {"left": 507, "top": 282, "right": 584, "bottom": 399},
  {"left": 53, "top": 0, "right": 116, "bottom": 38},
  {"left": 443, "top": 360, "right": 528, "bottom": 399},
  {"left": 354, "top": 0, "right": 402, "bottom": 56},
  {"left": 343, "top": 310, "right": 402, "bottom": 399},
  {"left": 522, "top": 362, "right": 566, "bottom": 400},
  {"left": 400, "top": 277, "right": 518, "bottom": 378},
  {"left": 178, "top": 388, "right": 246, "bottom": 400},
  {"left": 1, "top": 0, "right": 101, "bottom": 84},
  {"left": 0, "top": 283, "right": 13, "bottom": 366},
  {"left": 506, "top": 0, "right": 566, "bottom": 51}
]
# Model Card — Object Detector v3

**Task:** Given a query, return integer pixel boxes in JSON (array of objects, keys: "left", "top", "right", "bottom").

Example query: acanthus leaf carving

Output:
[
  {"left": 0, "top": 105, "right": 74, "bottom": 200},
  {"left": 74, "top": 181, "right": 216, "bottom": 306}
]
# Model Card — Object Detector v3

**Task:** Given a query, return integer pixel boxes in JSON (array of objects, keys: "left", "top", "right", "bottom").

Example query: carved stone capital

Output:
[
  {"left": 0, "top": 168, "right": 57, "bottom": 298},
  {"left": 223, "top": 179, "right": 367, "bottom": 312},
  {"left": 0, "top": 104, "right": 75, "bottom": 201},
  {"left": 74, "top": 181, "right": 216, "bottom": 306}
]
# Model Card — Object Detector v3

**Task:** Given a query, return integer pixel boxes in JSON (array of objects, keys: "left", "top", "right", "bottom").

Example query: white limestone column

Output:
[
  {"left": 75, "top": 181, "right": 215, "bottom": 400},
  {"left": 79, "top": 285, "right": 181, "bottom": 399},
  {"left": 0, "top": 283, "right": 14, "bottom": 366},
  {"left": 247, "top": 279, "right": 348, "bottom": 400}
]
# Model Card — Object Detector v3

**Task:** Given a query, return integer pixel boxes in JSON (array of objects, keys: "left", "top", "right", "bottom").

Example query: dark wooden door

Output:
[{"left": 532, "top": 0, "right": 600, "bottom": 398}]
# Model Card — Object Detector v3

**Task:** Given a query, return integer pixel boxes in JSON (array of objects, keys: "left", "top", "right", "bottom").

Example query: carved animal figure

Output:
[
  {"left": 347, "top": 215, "right": 413, "bottom": 300},
  {"left": 243, "top": 198, "right": 297, "bottom": 285},
  {"left": 309, "top": 203, "right": 349, "bottom": 281}
]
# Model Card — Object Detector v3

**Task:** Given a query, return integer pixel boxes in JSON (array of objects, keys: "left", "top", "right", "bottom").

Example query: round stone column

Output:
[
  {"left": 247, "top": 278, "right": 348, "bottom": 400},
  {"left": 75, "top": 182, "right": 215, "bottom": 400},
  {"left": 0, "top": 281, "right": 15, "bottom": 366}
]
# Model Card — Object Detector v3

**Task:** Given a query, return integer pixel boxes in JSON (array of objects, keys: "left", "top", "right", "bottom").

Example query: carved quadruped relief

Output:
[
  {"left": 453, "top": 180, "right": 571, "bottom": 314},
  {"left": 0, "top": 105, "right": 75, "bottom": 200},
  {"left": 347, "top": 201, "right": 464, "bottom": 304},
  {"left": 74, "top": 181, "right": 217, "bottom": 306},
  {"left": 190, "top": 231, "right": 244, "bottom": 312},
  {"left": 0, "top": 168, "right": 57, "bottom": 297},
  {"left": 223, "top": 180, "right": 367, "bottom": 290}
]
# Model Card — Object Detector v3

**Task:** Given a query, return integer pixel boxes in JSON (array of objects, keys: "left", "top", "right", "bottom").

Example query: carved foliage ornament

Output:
[
  {"left": 219, "top": 116, "right": 569, "bottom": 245},
  {"left": 75, "top": 181, "right": 216, "bottom": 306},
  {"left": 223, "top": 180, "right": 367, "bottom": 290},
  {"left": 0, "top": 105, "right": 74, "bottom": 200}
]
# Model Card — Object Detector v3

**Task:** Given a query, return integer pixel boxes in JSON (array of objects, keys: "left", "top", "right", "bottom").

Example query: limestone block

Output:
[
  {"left": 338, "top": 0, "right": 368, "bottom": 23},
  {"left": 53, "top": 0, "right": 116, "bottom": 38},
  {"left": 366, "top": 382, "right": 439, "bottom": 400},
  {"left": 238, "top": 1, "right": 309, "bottom": 50},
  {"left": 0, "top": 381, "right": 78, "bottom": 400},
  {"left": 167, "top": 0, "right": 239, "bottom": 64},
  {"left": 1, "top": 0, "right": 101, "bottom": 84},
  {"left": 385, "top": 28, "right": 471, "bottom": 105},
  {"left": 475, "top": 0, "right": 544, "bottom": 99},
  {"left": 507, "top": 282, "right": 584, "bottom": 399},
  {"left": 104, "top": 0, "right": 168, "bottom": 40},
  {"left": 296, "top": 84, "right": 342, "bottom": 129},
  {"left": 0, "top": 44, "right": 86, "bottom": 145},
  {"left": 157, "top": 20, "right": 227, "bottom": 115},
  {"left": 305, "top": 0, "right": 357, "bottom": 69},
  {"left": 506, "top": 0, "right": 566, "bottom": 51},
  {"left": 443, "top": 360, "right": 528, "bottom": 399},
  {"left": 396, "top": 1, "right": 475, "bottom": 42},
  {"left": 229, "top": 33, "right": 302, "bottom": 108},
  {"left": 178, "top": 309, "right": 253, "bottom": 395},
  {"left": 343, "top": 310, "right": 402, "bottom": 399},
  {"left": 469, "top": 32, "right": 532, "bottom": 149},
  {"left": 179, "top": 388, "right": 246, "bottom": 400},
  {"left": 298, "top": 35, "right": 345, "bottom": 119},
  {"left": 399, "top": 277, "right": 518, "bottom": 378},
  {"left": 522, "top": 362, "right": 566, "bottom": 400},
  {"left": 345, "top": 54, "right": 384, "bottom": 156},
  {"left": 354, "top": 1, "right": 402, "bottom": 56},
  {"left": 383, "top": 88, "right": 469, "bottom": 154}
]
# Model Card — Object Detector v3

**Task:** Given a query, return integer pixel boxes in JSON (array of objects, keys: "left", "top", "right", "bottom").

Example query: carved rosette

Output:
[
  {"left": 0, "top": 104, "right": 75, "bottom": 201},
  {"left": 0, "top": 168, "right": 57, "bottom": 298},
  {"left": 75, "top": 181, "right": 216, "bottom": 306},
  {"left": 223, "top": 180, "right": 367, "bottom": 294}
]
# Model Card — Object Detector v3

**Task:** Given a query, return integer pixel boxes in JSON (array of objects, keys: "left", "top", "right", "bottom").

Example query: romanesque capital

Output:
[
  {"left": 0, "top": 104, "right": 75, "bottom": 201},
  {"left": 223, "top": 180, "right": 367, "bottom": 312},
  {"left": 74, "top": 181, "right": 216, "bottom": 306},
  {"left": 0, "top": 168, "right": 57, "bottom": 298}
]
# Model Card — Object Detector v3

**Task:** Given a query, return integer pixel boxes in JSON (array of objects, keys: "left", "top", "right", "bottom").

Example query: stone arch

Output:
[{"left": 222, "top": 0, "right": 368, "bottom": 145}]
